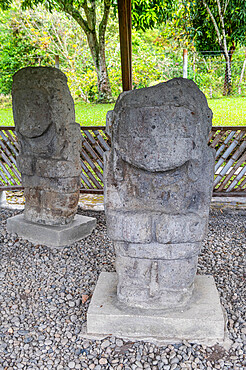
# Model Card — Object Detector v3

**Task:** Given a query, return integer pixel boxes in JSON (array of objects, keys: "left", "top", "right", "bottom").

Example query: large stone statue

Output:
[
  {"left": 12, "top": 67, "right": 81, "bottom": 226},
  {"left": 104, "top": 78, "right": 215, "bottom": 309},
  {"left": 7, "top": 67, "right": 96, "bottom": 247}
]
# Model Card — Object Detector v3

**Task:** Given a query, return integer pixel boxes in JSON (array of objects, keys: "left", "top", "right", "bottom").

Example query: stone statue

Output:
[
  {"left": 104, "top": 78, "right": 215, "bottom": 309},
  {"left": 12, "top": 67, "right": 81, "bottom": 226}
]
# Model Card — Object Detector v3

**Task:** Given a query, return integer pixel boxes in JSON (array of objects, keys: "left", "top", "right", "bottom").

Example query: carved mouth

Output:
[
  {"left": 121, "top": 154, "right": 190, "bottom": 174},
  {"left": 18, "top": 121, "right": 53, "bottom": 139}
]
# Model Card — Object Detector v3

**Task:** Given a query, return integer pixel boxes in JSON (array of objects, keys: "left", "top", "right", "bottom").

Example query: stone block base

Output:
[
  {"left": 87, "top": 272, "right": 226, "bottom": 345},
  {"left": 7, "top": 214, "right": 96, "bottom": 247}
]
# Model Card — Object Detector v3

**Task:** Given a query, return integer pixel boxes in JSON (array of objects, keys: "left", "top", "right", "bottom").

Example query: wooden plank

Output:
[
  {"left": 93, "top": 130, "right": 109, "bottom": 155},
  {"left": 83, "top": 130, "right": 105, "bottom": 158},
  {"left": 212, "top": 126, "right": 246, "bottom": 131},
  {"left": 0, "top": 126, "right": 15, "bottom": 130},
  {"left": 0, "top": 138, "right": 17, "bottom": 164},
  {"left": 83, "top": 130, "right": 97, "bottom": 145},
  {"left": 0, "top": 130, "right": 19, "bottom": 156},
  {"left": 0, "top": 150, "right": 20, "bottom": 184},
  {"left": 217, "top": 152, "right": 246, "bottom": 192},
  {"left": 213, "top": 191, "right": 246, "bottom": 197},
  {"left": 82, "top": 131, "right": 105, "bottom": 158},
  {"left": 95, "top": 157, "right": 103, "bottom": 170},
  {"left": 215, "top": 130, "right": 242, "bottom": 171},
  {"left": 209, "top": 130, "right": 226, "bottom": 149},
  {"left": 4, "top": 130, "right": 19, "bottom": 152},
  {"left": 226, "top": 165, "right": 246, "bottom": 192},
  {"left": 95, "top": 130, "right": 111, "bottom": 151},
  {"left": 208, "top": 129, "right": 218, "bottom": 143},
  {"left": 80, "top": 148, "right": 104, "bottom": 182},
  {"left": 214, "top": 130, "right": 237, "bottom": 162},
  {"left": 80, "top": 189, "right": 104, "bottom": 194},
  {"left": 0, "top": 185, "right": 23, "bottom": 191},
  {"left": 0, "top": 165, "right": 11, "bottom": 185},
  {"left": 236, "top": 176, "right": 246, "bottom": 190},
  {"left": 81, "top": 147, "right": 97, "bottom": 169},
  {"left": 0, "top": 140, "right": 21, "bottom": 181},
  {"left": 80, "top": 126, "right": 106, "bottom": 131},
  {"left": 80, "top": 141, "right": 103, "bottom": 170},
  {"left": 80, "top": 160, "right": 97, "bottom": 188},
  {"left": 214, "top": 138, "right": 246, "bottom": 187},
  {"left": 117, "top": 0, "right": 132, "bottom": 91},
  {"left": 0, "top": 160, "right": 12, "bottom": 185},
  {"left": 82, "top": 136, "right": 102, "bottom": 162},
  {"left": 80, "top": 171, "right": 94, "bottom": 189},
  {"left": 80, "top": 160, "right": 103, "bottom": 189}
]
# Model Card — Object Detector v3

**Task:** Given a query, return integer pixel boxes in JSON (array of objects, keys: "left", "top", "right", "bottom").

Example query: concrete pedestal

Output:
[
  {"left": 7, "top": 214, "right": 96, "bottom": 247},
  {"left": 0, "top": 191, "right": 7, "bottom": 207},
  {"left": 87, "top": 272, "right": 226, "bottom": 345}
]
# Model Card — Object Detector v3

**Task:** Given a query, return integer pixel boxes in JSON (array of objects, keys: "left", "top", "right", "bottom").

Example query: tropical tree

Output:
[
  {"left": 13, "top": 5, "right": 94, "bottom": 101},
  {"left": 0, "top": 0, "right": 175, "bottom": 102},
  {"left": 182, "top": 0, "right": 246, "bottom": 95}
]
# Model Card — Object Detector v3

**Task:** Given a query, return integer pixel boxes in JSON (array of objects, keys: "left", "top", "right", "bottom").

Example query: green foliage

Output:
[
  {"left": 0, "top": 6, "right": 52, "bottom": 94},
  {"left": 0, "top": 0, "right": 11, "bottom": 10},
  {"left": 176, "top": 0, "right": 246, "bottom": 95},
  {"left": 0, "top": 0, "right": 245, "bottom": 104},
  {"left": 131, "top": 0, "right": 174, "bottom": 31},
  {"left": 182, "top": 0, "right": 246, "bottom": 53},
  {"left": 16, "top": 5, "right": 97, "bottom": 100},
  {"left": 1, "top": 0, "right": 178, "bottom": 102},
  {"left": 0, "top": 10, "right": 35, "bottom": 93}
]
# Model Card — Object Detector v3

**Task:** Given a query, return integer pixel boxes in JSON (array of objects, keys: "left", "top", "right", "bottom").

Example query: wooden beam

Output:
[{"left": 117, "top": 0, "right": 132, "bottom": 91}]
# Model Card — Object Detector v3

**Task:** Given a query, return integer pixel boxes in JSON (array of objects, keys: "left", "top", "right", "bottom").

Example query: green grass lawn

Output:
[
  {"left": 208, "top": 96, "right": 246, "bottom": 126},
  {"left": 0, "top": 97, "right": 245, "bottom": 127},
  {"left": 0, "top": 108, "right": 14, "bottom": 127},
  {"left": 75, "top": 102, "right": 114, "bottom": 126}
]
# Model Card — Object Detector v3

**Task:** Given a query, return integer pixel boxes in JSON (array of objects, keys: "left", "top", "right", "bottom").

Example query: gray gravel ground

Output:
[{"left": 0, "top": 207, "right": 245, "bottom": 370}]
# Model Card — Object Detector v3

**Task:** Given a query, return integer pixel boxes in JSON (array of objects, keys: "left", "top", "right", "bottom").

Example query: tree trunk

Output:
[
  {"left": 57, "top": 0, "right": 113, "bottom": 103},
  {"left": 202, "top": 0, "right": 235, "bottom": 96},
  {"left": 223, "top": 58, "right": 232, "bottom": 95},
  {"left": 223, "top": 45, "right": 235, "bottom": 96},
  {"left": 238, "top": 49, "right": 246, "bottom": 95},
  {"left": 87, "top": 31, "right": 112, "bottom": 103},
  {"left": 97, "top": 45, "right": 112, "bottom": 103}
]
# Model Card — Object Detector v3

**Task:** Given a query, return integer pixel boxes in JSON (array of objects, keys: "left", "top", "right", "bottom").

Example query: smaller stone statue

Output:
[
  {"left": 12, "top": 67, "right": 81, "bottom": 226},
  {"left": 7, "top": 67, "right": 96, "bottom": 247}
]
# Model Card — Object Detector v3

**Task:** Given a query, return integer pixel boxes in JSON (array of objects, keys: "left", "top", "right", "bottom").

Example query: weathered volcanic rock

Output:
[
  {"left": 12, "top": 67, "right": 81, "bottom": 225},
  {"left": 104, "top": 78, "right": 215, "bottom": 309}
]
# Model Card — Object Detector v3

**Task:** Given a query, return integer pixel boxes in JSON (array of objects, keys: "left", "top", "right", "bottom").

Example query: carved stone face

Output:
[
  {"left": 13, "top": 89, "right": 51, "bottom": 139},
  {"left": 116, "top": 106, "right": 198, "bottom": 172}
]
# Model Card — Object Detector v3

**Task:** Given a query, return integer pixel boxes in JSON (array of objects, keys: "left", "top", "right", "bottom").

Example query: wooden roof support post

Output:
[{"left": 117, "top": 0, "right": 132, "bottom": 91}]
